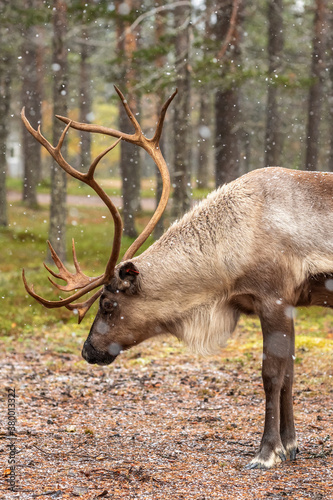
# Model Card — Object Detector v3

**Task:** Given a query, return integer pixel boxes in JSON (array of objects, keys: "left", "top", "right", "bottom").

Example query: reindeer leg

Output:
[
  {"left": 245, "top": 307, "right": 294, "bottom": 469},
  {"left": 279, "top": 321, "right": 298, "bottom": 460}
]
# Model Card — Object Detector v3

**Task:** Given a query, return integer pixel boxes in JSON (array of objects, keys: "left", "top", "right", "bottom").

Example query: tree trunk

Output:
[
  {"left": 197, "top": 0, "right": 213, "bottom": 189},
  {"left": 154, "top": 0, "right": 167, "bottom": 239},
  {"left": 49, "top": 0, "right": 68, "bottom": 262},
  {"left": 171, "top": 3, "right": 191, "bottom": 220},
  {"left": 21, "top": 10, "right": 43, "bottom": 207},
  {"left": 0, "top": 0, "right": 12, "bottom": 228},
  {"left": 79, "top": 21, "right": 92, "bottom": 172},
  {"left": 327, "top": 6, "right": 333, "bottom": 172},
  {"left": 215, "top": 87, "right": 240, "bottom": 186},
  {"left": 197, "top": 90, "right": 211, "bottom": 189},
  {"left": 116, "top": 0, "right": 141, "bottom": 238},
  {"left": 264, "top": 0, "right": 284, "bottom": 168},
  {"left": 214, "top": 0, "right": 242, "bottom": 188},
  {"left": 0, "top": 49, "right": 11, "bottom": 227},
  {"left": 304, "top": 0, "right": 327, "bottom": 171}
]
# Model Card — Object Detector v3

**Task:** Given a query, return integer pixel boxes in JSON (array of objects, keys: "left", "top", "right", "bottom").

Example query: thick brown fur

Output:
[{"left": 82, "top": 167, "right": 333, "bottom": 469}]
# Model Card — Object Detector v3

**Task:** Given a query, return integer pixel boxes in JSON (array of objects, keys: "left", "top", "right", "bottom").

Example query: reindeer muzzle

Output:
[{"left": 82, "top": 340, "right": 117, "bottom": 366}]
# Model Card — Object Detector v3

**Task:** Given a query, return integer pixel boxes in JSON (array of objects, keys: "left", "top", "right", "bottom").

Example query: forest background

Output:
[
  {"left": 1, "top": 0, "right": 333, "bottom": 251},
  {"left": 0, "top": 1, "right": 333, "bottom": 498}
]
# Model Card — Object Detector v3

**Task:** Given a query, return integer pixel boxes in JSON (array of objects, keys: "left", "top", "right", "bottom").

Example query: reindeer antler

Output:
[
  {"left": 21, "top": 87, "right": 176, "bottom": 322},
  {"left": 57, "top": 86, "right": 177, "bottom": 259}
]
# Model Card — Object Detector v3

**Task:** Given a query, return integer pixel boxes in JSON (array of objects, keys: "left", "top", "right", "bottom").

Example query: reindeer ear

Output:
[
  {"left": 118, "top": 262, "right": 140, "bottom": 293},
  {"left": 119, "top": 262, "right": 140, "bottom": 281}
]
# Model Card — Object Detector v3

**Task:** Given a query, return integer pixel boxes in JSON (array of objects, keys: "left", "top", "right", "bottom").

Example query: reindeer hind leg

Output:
[
  {"left": 245, "top": 306, "right": 294, "bottom": 469},
  {"left": 279, "top": 321, "right": 298, "bottom": 461}
]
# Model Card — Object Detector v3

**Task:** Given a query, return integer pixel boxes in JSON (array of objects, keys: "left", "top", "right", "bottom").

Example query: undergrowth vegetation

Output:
[{"left": 1, "top": 201, "right": 332, "bottom": 370}]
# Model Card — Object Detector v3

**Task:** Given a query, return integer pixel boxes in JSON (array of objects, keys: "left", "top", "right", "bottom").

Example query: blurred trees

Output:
[
  {"left": 196, "top": 0, "right": 214, "bottom": 190},
  {"left": 20, "top": 0, "right": 44, "bottom": 208},
  {"left": 171, "top": 1, "right": 192, "bottom": 219},
  {"left": 78, "top": 2, "right": 92, "bottom": 173},
  {"left": 265, "top": 0, "right": 284, "bottom": 168},
  {"left": 214, "top": 0, "right": 242, "bottom": 187},
  {"left": 115, "top": 0, "right": 141, "bottom": 238},
  {"left": 0, "top": 0, "right": 20, "bottom": 227},
  {"left": 1, "top": 0, "right": 333, "bottom": 237},
  {"left": 304, "top": 0, "right": 327, "bottom": 171},
  {"left": 49, "top": 0, "right": 68, "bottom": 261},
  {"left": 0, "top": 1, "right": 12, "bottom": 227},
  {"left": 153, "top": 1, "right": 168, "bottom": 239}
]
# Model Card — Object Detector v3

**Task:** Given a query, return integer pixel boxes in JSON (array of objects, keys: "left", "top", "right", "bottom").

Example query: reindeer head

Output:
[
  {"left": 21, "top": 87, "right": 177, "bottom": 365},
  {"left": 82, "top": 260, "right": 147, "bottom": 365}
]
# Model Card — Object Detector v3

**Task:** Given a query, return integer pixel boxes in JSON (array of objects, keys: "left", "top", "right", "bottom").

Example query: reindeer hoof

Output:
[
  {"left": 287, "top": 445, "right": 299, "bottom": 461},
  {"left": 283, "top": 439, "right": 299, "bottom": 461},
  {"left": 244, "top": 447, "right": 287, "bottom": 470}
]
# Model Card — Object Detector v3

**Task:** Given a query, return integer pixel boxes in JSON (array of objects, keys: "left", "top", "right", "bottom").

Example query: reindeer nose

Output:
[
  {"left": 81, "top": 340, "right": 117, "bottom": 366},
  {"left": 81, "top": 341, "right": 90, "bottom": 361},
  {"left": 81, "top": 340, "right": 100, "bottom": 364}
]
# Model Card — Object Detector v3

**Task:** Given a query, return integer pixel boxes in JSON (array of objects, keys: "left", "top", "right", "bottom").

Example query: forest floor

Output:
[
  {"left": 1, "top": 202, "right": 332, "bottom": 499},
  {"left": 0, "top": 319, "right": 332, "bottom": 500}
]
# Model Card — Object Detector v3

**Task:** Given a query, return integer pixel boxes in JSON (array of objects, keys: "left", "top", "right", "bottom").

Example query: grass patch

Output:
[
  {"left": 1, "top": 201, "right": 332, "bottom": 371},
  {"left": 0, "top": 202, "right": 153, "bottom": 341},
  {"left": 7, "top": 177, "right": 214, "bottom": 201}
]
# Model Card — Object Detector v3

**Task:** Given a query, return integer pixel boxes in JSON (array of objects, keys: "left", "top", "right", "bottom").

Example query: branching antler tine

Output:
[
  {"left": 44, "top": 239, "right": 101, "bottom": 291},
  {"left": 55, "top": 119, "right": 72, "bottom": 151},
  {"left": 46, "top": 240, "right": 67, "bottom": 274},
  {"left": 151, "top": 89, "right": 178, "bottom": 145},
  {"left": 21, "top": 106, "right": 124, "bottom": 319},
  {"left": 22, "top": 108, "right": 55, "bottom": 157},
  {"left": 56, "top": 114, "right": 133, "bottom": 142},
  {"left": 88, "top": 137, "right": 122, "bottom": 179},
  {"left": 21, "top": 108, "right": 50, "bottom": 150},
  {"left": 22, "top": 108, "right": 85, "bottom": 183},
  {"left": 22, "top": 268, "right": 62, "bottom": 307},
  {"left": 46, "top": 273, "right": 101, "bottom": 292},
  {"left": 65, "top": 289, "right": 102, "bottom": 324},
  {"left": 21, "top": 107, "right": 33, "bottom": 132},
  {"left": 47, "top": 276, "right": 75, "bottom": 292},
  {"left": 22, "top": 269, "right": 105, "bottom": 308},
  {"left": 23, "top": 268, "right": 101, "bottom": 322},
  {"left": 71, "top": 238, "right": 81, "bottom": 274},
  {"left": 114, "top": 85, "right": 142, "bottom": 135},
  {"left": 22, "top": 89, "right": 176, "bottom": 310},
  {"left": 43, "top": 262, "right": 63, "bottom": 281}
]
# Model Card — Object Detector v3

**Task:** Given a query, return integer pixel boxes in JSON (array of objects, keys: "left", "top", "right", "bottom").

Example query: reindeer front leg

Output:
[
  {"left": 245, "top": 307, "right": 296, "bottom": 469},
  {"left": 280, "top": 320, "right": 298, "bottom": 460}
]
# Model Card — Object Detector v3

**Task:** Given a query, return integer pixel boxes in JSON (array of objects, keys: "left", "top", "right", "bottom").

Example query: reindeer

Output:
[{"left": 21, "top": 88, "right": 333, "bottom": 470}]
